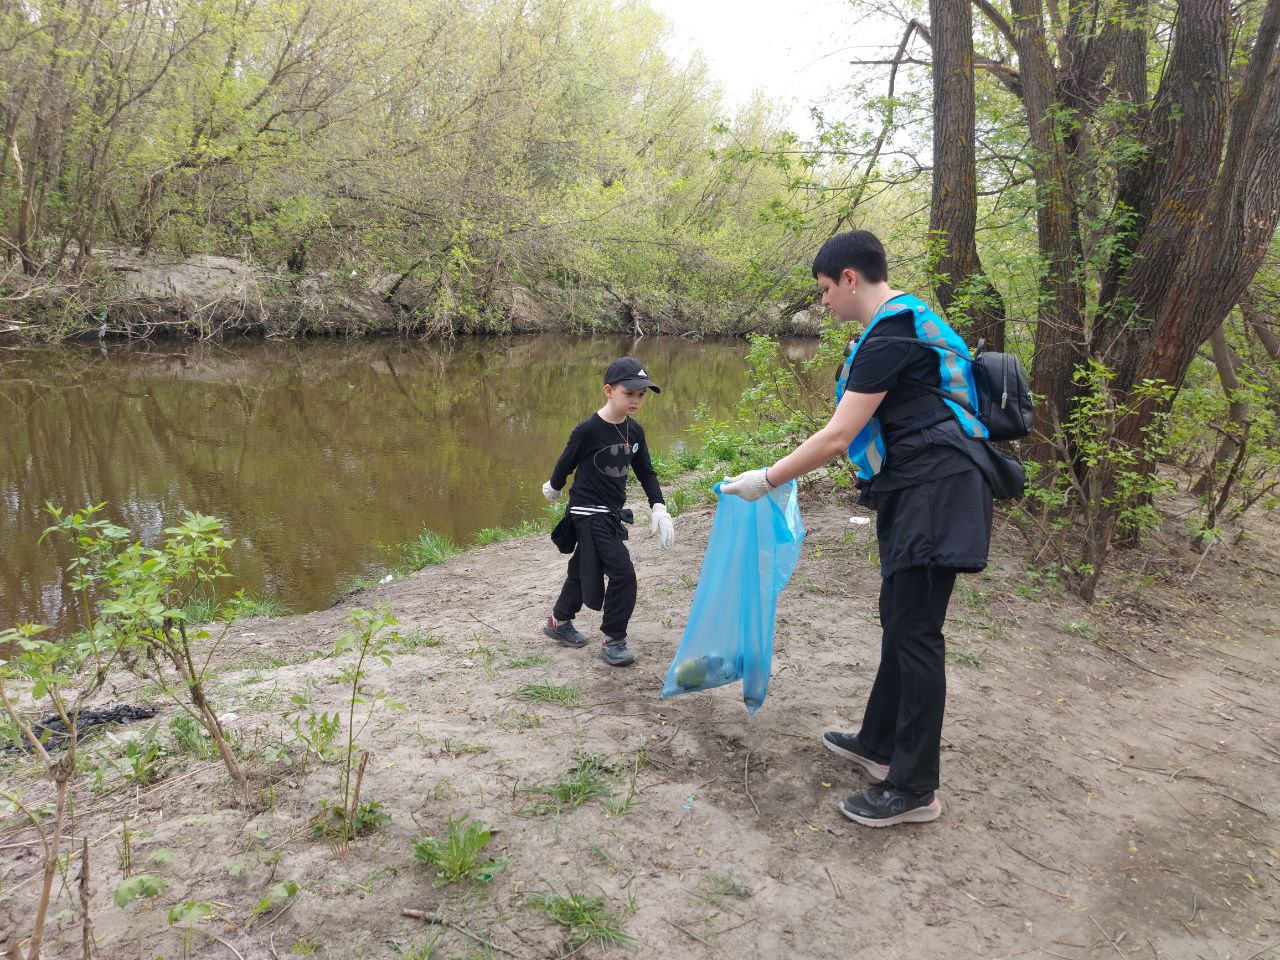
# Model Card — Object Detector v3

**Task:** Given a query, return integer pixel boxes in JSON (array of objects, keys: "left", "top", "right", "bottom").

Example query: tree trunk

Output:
[
  {"left": 928, "top": 0, "right": 1006, "bottom": 350},
  {"left": 1008, "top": 0, "right": 1085, "bottom": 444},
  {"left": 1192, "top": 323, "right": 1249, "bottom": 498},
  {"left": 1241, "top": 287, "right": 1280, "bottom": 362}
]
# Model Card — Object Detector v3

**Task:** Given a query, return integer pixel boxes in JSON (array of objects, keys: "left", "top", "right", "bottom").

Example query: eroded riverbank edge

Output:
[{"left": 1, "top": 251, "right": 825, "bottom": 342}]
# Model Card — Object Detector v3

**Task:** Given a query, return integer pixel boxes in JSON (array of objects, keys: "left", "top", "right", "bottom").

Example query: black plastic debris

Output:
[{"left": 4, "top": 704, "right": 159, "bottom": 754}]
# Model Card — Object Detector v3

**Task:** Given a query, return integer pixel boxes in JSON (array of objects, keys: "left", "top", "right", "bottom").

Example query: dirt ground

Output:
[{"left": 2, "top": 485, "right": 1278, "bottom": 960}]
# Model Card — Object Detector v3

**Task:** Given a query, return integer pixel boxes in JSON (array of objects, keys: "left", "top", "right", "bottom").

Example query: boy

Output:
[
  {"left": 542, "top": 356, "right": 675, "bottom": 666},
  {"left": 722, "top": 230, "right": 997, "bottom": 826}
]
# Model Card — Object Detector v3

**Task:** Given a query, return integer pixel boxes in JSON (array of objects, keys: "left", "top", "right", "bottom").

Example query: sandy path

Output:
[{"left": 3, "top": 491, "right": 1277, "bottom": 959}]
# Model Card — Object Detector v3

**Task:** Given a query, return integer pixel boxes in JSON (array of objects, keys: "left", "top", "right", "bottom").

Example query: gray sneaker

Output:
[
  {"left": 822, "top": 731, "right": 890, "bottom": 782},
  {"left": 600, "top": 639, "right": 635, "bottom": 667},
  {"left": 544, "top": 616, "right": 587, "bottom": 648}
]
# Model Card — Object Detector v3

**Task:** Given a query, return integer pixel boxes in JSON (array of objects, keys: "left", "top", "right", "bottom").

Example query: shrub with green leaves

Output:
[
  {"left": 40, "top": 505, "right": 251, "bottom": 803},
  {"left": 318, "top": 605, "right": 403, "bottom": 847}
]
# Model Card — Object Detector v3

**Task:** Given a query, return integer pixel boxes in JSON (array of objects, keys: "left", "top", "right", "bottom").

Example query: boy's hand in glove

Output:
[
  {"left": 650, "top": 503, "right": 675, "bottom": 549},
  {"left": 542, "top": 480, "right": 561, "bottom": 502},
  {"left": 720, "top": 468, "right": 774, "bottom": 502}
]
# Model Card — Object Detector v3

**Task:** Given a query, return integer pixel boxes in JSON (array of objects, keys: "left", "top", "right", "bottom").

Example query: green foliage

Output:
[
  {"left": 349, "top": 799, "right": 392, "bottom": 834},
  {"left": 398, "top": 633, "right": 446, "bottom": 651},
  {"left": 411, "top": 817, "right": 507, "bottom": 887},
  {"left": 523, "top": 753, "right": 616, "bottom": 816},
  {"left": 1017, "top": 362, "right": 1177, "bottom": 596},
  {"left": 2, "top": 0, "right": 823, "bottom": 340},
  {"left": 693, "top": 872, "right": 751, "bottom": 909},
  {"left": 181, "top": 589, "right": 288, "bottom": 624},
  {"left": 168, "top": 713, "right": 215, "bottom": 760},
  {"left": 392, "top": 940, "right": 442, "bottom": 960},
  {"left": 167, "top": 899, "right": 213, "bottom": 926},
  {"left": 107, "top": 723, "right": 166, "bottom": 784},
  {"left": 504, "top": 655, "right": 552, "bottom": 669},
  {"left": 114, "top": 874, "right": 166, "bottom": 907},
  {"left": 944, "top": 645, "right": 984, "bottom": 669},
  {"left": 245, "top": 880, "right": 299, "bottom": 928},
  {"left": 472, "top": 520, "right": 544, "bottom": 546},
  {"left": 389, "top": 529, "right": 461, "bottom": 572},
  {"left": 38, "top": 504, "right": 251, "bottom": 800},
  {"left": 324, "top": 605, "right": 402, "bottom": 846},
  {"left": 287, "top": 711, "right": 342, "bottom": 768},
  {"left": 527, "top": 886, "right": 635, "bottom": 950},
  {"left": 513, "top": 683, "right": 582, "bottom": 706}
]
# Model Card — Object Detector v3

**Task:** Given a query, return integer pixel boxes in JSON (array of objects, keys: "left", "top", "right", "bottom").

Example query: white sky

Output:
[{"left": 646, "top": 0, "right": 899, "bottom": 137}]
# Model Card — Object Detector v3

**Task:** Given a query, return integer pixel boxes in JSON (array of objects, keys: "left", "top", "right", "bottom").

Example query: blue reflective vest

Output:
[{"left": 836, "top": 294, "right": 988, "bottom": 481}]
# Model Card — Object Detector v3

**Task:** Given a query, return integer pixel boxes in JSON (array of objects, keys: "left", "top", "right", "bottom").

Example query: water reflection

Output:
[{"left": 1, "top": 335, "right": 806, "bottom": 634}]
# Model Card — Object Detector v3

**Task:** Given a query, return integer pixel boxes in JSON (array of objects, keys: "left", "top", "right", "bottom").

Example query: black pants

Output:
[
  {"left": 856, "top": 565, "right": 957, "bottom": 794},
  {"left": 553, "top": 516, "right": 637, "bottom": 641}
]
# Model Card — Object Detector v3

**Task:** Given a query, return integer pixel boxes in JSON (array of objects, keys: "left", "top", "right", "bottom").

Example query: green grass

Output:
[
  {"left": 958, "top": 583, "right": 989, "bottom": 614},
  {"left": 391, "top": 528, "right": 461, "bottom": 571},
  {"left": 500, "top": 709, "right": 542, "bottom": 730},
  {"left": 473, "top": 503, "right": 565, "bottom": 546},
  {"left": 392, "top": 939, "right": 441, "bottom": 960},
  {"left": 439, "top": 739, "right": 490, "bottom": 757},
  {"left": 666, "top": 487, "right": 697, "bottom": 517},
  {"left": 602, "top": 752, "right": 641, "bottom": 817},
  {"left": 180, "top": 590, "right": 288, "bottom": 624},
  {"left": 398, "top": 632, "right": 446, "bottom": 651},
  {"left": 504, "top": 654, "right": 552, "bottom": 669},
  {"left": 945, "top": 645, "right": 984, "bottom": 668},
  {"left": 523, "top": 753, "right": 615, "bottom": 816},
  {"left": 513, "top": 682, "right": 582, "bottom": 706},
  {"left": 1056, "top": 617, "right": 1094, "bottom": 639},
  {"left": 473, "top": 520, "right": 543, "bottom": 545},
  {"left": 339, "top": 528, "right": 463, "bottom": 592},
  {"left": 528, "top": 887, "right": 635, "bottom": 949},
  {"left": 693, "top": 871, "right": 751, "bottom": 909},
  {"left": 411, "top": 817, "right": 507, "bottom": 887}
]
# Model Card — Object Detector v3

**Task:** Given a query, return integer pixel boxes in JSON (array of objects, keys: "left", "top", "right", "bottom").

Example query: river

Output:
[{"left": 1, "top": 334, "right": 815, "bottom": 634}]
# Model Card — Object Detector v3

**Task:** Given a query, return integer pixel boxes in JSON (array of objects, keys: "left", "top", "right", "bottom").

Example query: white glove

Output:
[
  {"left": 720, "top": 468, "right": 774, "bottom": 502},
  {"left": 650, "top": 502, "right": 675, "bottom": 550},
  {"left": 542, "top": 480, "right": 561, "bottom": 502}
]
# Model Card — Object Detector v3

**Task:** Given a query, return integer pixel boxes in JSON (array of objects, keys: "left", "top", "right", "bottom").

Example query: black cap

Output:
[{"left": 604, "top": 356, "right": 661, "bottom": 393}]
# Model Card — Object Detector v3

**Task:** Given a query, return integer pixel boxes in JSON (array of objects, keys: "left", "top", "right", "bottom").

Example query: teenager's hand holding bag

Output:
[{"left": 720, "top": 468, "right": 775, "bottom": 502}]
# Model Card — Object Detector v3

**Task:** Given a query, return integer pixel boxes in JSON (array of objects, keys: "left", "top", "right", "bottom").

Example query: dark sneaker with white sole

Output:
[
  {"left": 600, "top": 639, "right": 635, "bottom": 667},
  {"left": 840, "top": 784, "right": 942, "bottom": 827},
  {"left": 822, "top": 731, "right": 890, "bottom": 782},
  {"left": 543, "top": 616, "right": 587, "bottom": 648}
]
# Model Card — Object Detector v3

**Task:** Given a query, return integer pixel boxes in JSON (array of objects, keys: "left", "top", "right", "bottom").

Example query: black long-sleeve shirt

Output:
[{"left": 550, "top": 414, "right": 664, "bottom": 510}]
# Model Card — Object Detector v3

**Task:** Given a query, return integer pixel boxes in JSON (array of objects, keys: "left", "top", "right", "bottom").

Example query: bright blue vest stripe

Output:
[{"left": 836, "top": 294, "right": 988, "bottom": 481}]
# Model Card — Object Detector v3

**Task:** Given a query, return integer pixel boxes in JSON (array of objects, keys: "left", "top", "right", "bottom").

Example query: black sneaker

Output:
[
  {"left": 543, "top": 616, "right": 587, "bottom": 648},
  {"left": 840, "top": 784, "right": 941, "bottom": 827},
  {"left": 821, "top": 731, "right": 890, "bottom": 782},
  {"left": 600, "top": 638, "right": 635, "bottom": 667}
]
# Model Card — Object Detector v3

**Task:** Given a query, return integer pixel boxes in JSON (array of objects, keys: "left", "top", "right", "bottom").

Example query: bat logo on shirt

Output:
[{"left": 593, "top": 443, "right": 634, "bottom": 478}]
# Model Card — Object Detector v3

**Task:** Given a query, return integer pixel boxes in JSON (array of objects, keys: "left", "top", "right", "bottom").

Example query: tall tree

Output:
[{"left": 926, "top": 0, "right": 1007, "bottom": 350}]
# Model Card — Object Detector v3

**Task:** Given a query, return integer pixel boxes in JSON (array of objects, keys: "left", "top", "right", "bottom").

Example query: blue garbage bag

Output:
[{"left": 661, "top": 480, "right": 805, "bottom": 714}]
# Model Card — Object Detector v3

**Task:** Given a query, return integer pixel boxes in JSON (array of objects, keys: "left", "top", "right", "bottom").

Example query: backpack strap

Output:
[{"left": 892, "top": 377, "right": 982, "bottom": 419}]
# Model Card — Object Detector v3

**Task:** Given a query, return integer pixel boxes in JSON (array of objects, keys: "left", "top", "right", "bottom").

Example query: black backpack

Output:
[{"left": 869, "top": 337, "right": 1034, "bottom": 442}]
